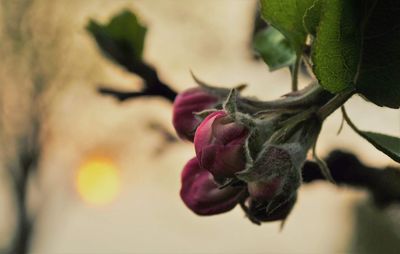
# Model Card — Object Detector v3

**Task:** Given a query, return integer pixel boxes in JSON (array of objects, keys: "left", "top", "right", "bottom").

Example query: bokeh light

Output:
[{"left": 76, "top": 157, "right": 121, "bottom": 205}]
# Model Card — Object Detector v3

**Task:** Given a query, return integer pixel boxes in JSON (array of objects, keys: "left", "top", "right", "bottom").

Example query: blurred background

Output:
[{"left": 0, "top": 0, "right": 399, "bottom": 253}]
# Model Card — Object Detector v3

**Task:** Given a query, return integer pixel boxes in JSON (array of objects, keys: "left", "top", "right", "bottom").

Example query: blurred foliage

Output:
[
  {"left": 89, "top": 10, "right": 176, "bottom": 102},
  {"left": 260, "top": 0, "right": 313, "bottom": 55},
  {"left": 87, "top": 10, "right": 147, "bottom": 72},
  {"left": 253, "top": 27, "right": 296, "bottom": 71},
  {"left": 351, "top": 201, "right": 400, "bottom": 254}
]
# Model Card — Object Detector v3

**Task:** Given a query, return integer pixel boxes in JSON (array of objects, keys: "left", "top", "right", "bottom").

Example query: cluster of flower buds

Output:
[{"left": 173, "top": 79, "right": 324, "bottom": 224}]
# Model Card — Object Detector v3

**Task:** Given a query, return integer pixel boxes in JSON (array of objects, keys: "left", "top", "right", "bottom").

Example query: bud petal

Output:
[
  {"left": 180, "top": 157, "right": 244, "bottom": 215},
  {"left": 173, "top": 88, "right": 218, "bottom": 141},
  {"left": 194, "top": 111, "right": 249, "bottom": 178}
]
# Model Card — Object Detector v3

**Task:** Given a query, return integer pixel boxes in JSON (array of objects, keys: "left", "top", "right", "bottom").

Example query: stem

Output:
[
  {"left": 291, "top": 56, "right": 301, "bottom": 92},
  {"left": 268, "top": 106, "right": 318, "bottom": 144},
  {"left": 336, "top": 114, "right": 345, "bottom": 135},
  {"left": 341, "top": 106, "right": 361, "bottom": 134},
  {"left": 312, "top": 141, "right": 335, "bottom": 183},
  {"left": 317, "top": 88, "right": 355, "bottom": 120},
  {"left": 240, "top": 83, "right": 331, "bottom": 112},
  {"left": 302, "top": 53, "right": 315, "bottom": 78}
]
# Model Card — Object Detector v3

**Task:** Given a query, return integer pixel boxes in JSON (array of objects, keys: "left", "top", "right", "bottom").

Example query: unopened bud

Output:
[
  {"left": 194, "top": 110, "right": 249, "bottom": 178},
  {"left": 180, "top": 157, "right": 244, "bottom": 215},
  {"left": 173, "top": 87, "right": 219, "bottom": 141}
]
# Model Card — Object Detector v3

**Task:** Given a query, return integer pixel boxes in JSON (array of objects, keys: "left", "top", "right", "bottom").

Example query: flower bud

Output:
[
  {"left": 194, "top": 111, "right": 249, "bottom": 179},
  {"left": 180, "top": 157, "right": 244, "bottom": 215},
  {"left": 173, "top": 87, "right": 219, "bottom": 141}
]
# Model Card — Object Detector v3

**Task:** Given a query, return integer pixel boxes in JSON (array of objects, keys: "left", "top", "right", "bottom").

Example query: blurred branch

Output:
[
  {"left": 87, "top": 10, "right": 177, "bottom": 103},
  {"left": 6, "top": 119, "right": 40, "bottom": 254},
  {"left": 8, "top": 162, "right": 34, "bottom": 254},
  {"left": 98, "top": 62, "right": 177, "bottom": 103},
  {"left": 303, "top": 150, "right": 400, "bottom": 207},
  {"left": 148, "top": 122, "right": 177, "bottom": 144}
]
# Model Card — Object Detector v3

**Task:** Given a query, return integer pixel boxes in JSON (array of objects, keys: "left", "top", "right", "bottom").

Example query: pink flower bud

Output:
[
  {"left": 194, "top": 111, "right": 249, "bottom": 178},
  {"left": 240, "top": 145, "right": 302, "bottom": 202},
  {"left": 172, "top": 88, "right": 219, "bottom": 141},
  {"left": 247, "top": 177, "right": 284, "bottom": 202},
  {"left": 180, "top": 157, "right": 244, "bottom": 215}
]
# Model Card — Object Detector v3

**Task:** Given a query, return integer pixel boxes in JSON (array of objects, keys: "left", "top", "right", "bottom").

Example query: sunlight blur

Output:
[{"left": 76, "top": 158, "right": 121, "bottom": 205}]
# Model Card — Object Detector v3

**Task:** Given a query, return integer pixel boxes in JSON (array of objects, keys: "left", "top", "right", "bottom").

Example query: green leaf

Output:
[
  {"left": 355, "top": 0, "right": 400, "bottom": 108},
  {"left": 342, "top": 107, "right": 400, "bottom": 163},
  {"left": 307, "top": 0, "right": 400, "bottom": 108},
  {"left": 260, "top": 0, "right": 315, "bottom": 54},
  {"left": 87, "top": 10, "right": 147, "bottom": 70},
  {"left": 358, "top": 132, "right": 400, "bottom": 163},
  {"left": 303, "top": 0, "right": 322, "bottom": 36},
  {"left": 253, "top": 27, "right": 296, "bottom": 71},
  {"left": 311, "top": 0, "right": 364, "bottom": 93}
]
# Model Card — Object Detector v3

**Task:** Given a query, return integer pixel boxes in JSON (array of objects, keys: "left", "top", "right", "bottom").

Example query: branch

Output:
[{"left": 302, "top": 150, "right": 400, "bottom": 207}]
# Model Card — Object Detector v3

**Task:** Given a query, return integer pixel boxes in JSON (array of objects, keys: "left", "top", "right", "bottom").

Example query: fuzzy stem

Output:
[
  {"left": 317, "top": 88, "right": 355, "bottom": 120},
  {"left": 240, "top": 83, "right": 331, "bottom": 112}
]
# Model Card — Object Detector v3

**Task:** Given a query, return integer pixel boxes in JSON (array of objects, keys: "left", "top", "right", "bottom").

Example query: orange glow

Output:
[{"left": 76, "top": 157, "right": 121, "bottom": 205}]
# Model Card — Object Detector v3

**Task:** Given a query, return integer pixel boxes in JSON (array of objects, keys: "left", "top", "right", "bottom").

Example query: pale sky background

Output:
[{"left": 0, "top": 0, "right": 399, "bottom": 253}]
